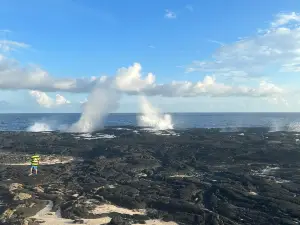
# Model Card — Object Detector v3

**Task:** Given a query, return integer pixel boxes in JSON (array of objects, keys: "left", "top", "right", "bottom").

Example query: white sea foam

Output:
[
  {"left": 73, "top": 133, "right": 116, "bottom": 140},
  {"left": 27, "top": 121, "right": 69, "bottom": 132},
  {"left": 27, "top": 122, "right": 53, "bottom": 132},
  {"left": 252, "top": 166, "right": 290, "bottom": 183},
  {"left": 114, "top": 127, "right": 132, "bottom": 130}
]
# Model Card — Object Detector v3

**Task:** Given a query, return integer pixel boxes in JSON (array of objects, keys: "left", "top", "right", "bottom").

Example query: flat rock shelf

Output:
[{"left": 0, "top": 127, "right": 300, "bottom": 225}]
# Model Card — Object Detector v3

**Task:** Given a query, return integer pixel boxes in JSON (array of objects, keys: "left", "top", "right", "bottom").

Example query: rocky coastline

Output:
[{"left": 0, "top": 127, "right": 300, "bottom": 225}]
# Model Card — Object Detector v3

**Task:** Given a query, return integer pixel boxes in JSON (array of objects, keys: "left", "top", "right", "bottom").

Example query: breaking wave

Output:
[
  {"left": 23, "top": 113, "right": 300, "bottom": 134},
  {"left": 268, "top": 120, "right": 300, "bottom": 132},
  {"left": 287, "top": 122, "right": 300, "bottom": 132},
  {"left": 27, "top": 122, "right": 68, "bottom": 132},
  {"left": 27, "top": 122, "right": 53, "bottom": 132}
]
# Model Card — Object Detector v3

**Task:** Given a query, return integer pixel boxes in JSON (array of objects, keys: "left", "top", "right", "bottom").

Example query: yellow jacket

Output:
[{"left": 31, "top": 155, "right": 40, "bottom": 166}]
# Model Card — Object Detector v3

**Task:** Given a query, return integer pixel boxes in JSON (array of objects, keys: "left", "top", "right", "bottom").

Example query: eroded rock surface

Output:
[{"left": 0, "top": 127, "right": 300, "bottom": 224}]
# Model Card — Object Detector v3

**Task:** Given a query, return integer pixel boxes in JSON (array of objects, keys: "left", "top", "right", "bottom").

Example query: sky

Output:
[{"left": 0, "top": 0, "right": 300, "bottom": 113}]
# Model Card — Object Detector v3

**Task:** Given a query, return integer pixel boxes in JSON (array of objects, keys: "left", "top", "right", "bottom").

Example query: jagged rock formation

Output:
[{"left": 0, "top": 128, "right": 300, "bottom": 224}]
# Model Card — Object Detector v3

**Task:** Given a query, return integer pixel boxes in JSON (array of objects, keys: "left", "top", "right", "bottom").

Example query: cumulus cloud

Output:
[
  {"left": 0, "top": 51, "right": 287, "bottom": 100},
  {"left": 165, "top": 9, "right": 176, "bottom": 19},
  {"left": 0, "top": 40, "right": 29, "bottom": 52},
  {"left": 0, "top": 56, "right": 98, "bottom": 92},
  {"left": 271, "top": 12, "right": 300, "bottom": 27},
  {"left": 79, "top": 98, "right": 88, "bottom": 104},
  {"left": 55, "top": 94, "right": 71, "bottom": 105},
  {"left": 266, "top": 95, "right": 288, "bottom": 106},
  {"left": 0, "top": 16, "right": 295, "bottom": 104},
  {"left": 186, "top": 12, "right": 300, "bottom": 76},
  {"left": 140, "top": 76, "right": 284, "bottom": 98},
  {"left": 0, "top": 56, "right": 154, "bottom": 93},
  {"left": 29, "top": 90, "right": 71, "bottom": 108},
  {"left": 115, "top": 63, "right": 155, "bottom": 92}
]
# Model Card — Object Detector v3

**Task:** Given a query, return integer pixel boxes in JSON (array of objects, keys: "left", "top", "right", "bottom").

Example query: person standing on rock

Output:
[{"left": 29, "top": 152, "right": 40, "bottom": 176}]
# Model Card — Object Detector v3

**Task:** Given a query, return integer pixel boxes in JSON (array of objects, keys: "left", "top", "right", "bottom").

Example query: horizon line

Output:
[{"left": 0, "top": 112, "right": 299, "bottom": 114}]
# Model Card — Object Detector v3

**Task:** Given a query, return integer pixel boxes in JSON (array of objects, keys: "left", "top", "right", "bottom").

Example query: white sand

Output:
[
  {"left": 30, "top": 214, "right": 111, "bottom": 225},
  {"left": 29, "top": 201, "right": 178, "bottom": 225},
  {"left": 91, "top": 204, "right": 146, "bottom": 215},
  {"left": 133, "top": 220, "right": 178, "bottom": 225},
  {"left": 30, "top": 200, "right": 110, "bottom": 225}
]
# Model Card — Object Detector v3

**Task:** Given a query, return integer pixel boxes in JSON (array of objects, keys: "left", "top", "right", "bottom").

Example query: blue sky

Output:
[{"left": 0, "top": 0, "right": 300, "bottom": 112}]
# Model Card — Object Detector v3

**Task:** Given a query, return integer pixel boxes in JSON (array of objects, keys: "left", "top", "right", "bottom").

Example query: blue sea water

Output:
[{"left": 0, "top": 113, "right": 300, "bottom": 131}]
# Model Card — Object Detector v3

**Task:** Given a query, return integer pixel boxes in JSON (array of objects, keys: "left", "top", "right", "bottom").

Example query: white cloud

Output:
[
  {"left": 0, "top": 24, "right": 292, "bottom": 105},
  {"left": 56, "top": 94, "right": 71, "bottom": 105},
  {"left": 266, "top": 95, "right": 288, "bottom": 106},
  {"left": 115, "top": 63, "right": 155, "bottom": 92},
  {"left": 0, "top": 56, "right": 98, "bottom": 92},
  {"left": 0, "top": 52, "right": 287, "bottom": 100},
  {"left": 140, "top": 76, "right": 284, "bottom": 99},
  {"left": 165, "top": 9, "right": 176, "bottom": 19},
  {"left": 207, "top": 39, "right": 224, "bottom": 46},
  {"left": 29, "top": 90, "right": 71, "bottom": 108},
  {"left": 0, "top": 40, "right": 29, "bottom": 52},
  {"left": 271, "top": 12, "right": 300, "bottom": 27},
  {"left": 186, "top": 12, "right": 300, "bottom": 76},
  {"left": 29, "top": 91, "right": 53, "bottom": 108},
  {"left": 79, "top": 98, "right": 88, "bottom": 104}
]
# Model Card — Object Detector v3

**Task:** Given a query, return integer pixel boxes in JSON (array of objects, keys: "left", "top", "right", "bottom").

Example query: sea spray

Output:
[
  {"left": 27, "top": 122, "right": 52, "bottom": 132},
  {"left": 68, "top": 80, "right": 120, "bottom": 133},
  {"left": 68, "top": 63, "right": 157, "bottom": 133},
  {"left": 138, "top": 96, "right": 173, "bottom": 130},
  {"left": 287, "top": 122, "right": 300, "bottom": 132},
  {"left": 269, "top": 119, "right": 285, "bottom": 132},
  {"left": 27, "top": 121, "right": 69, "bottom": 132}
]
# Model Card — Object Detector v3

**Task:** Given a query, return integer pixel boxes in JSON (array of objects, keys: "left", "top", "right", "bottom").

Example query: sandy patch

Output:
[
  {"left": 91, "top": 204, "right": 146, "bottom": 215},
  {"left": 30, "top": 215, "right": 111, "bottom": 225},
  {"left": 133, "top": 220, "right": 178, "bottom": 225},
  {"left": 29, "top": 200, "right": 175, "bottom": 225},
  {"left": 30, "top": 200, "right": 111, "bottom": 225},
  {"left": 29, "top": 217, "right": 111, "bottom": 225},
  {"left": 27, "top": 200, "right": 179, "bottom": 225},
  {"left": 37, "top": 157, "right": 74, "bottom": 165}
]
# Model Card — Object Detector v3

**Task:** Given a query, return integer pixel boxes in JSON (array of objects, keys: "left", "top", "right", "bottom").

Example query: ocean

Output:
[{"left": 0, "top": 112, "right": 300, "bottom": 132}]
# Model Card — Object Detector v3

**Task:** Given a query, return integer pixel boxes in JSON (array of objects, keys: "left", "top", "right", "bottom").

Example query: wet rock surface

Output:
[{"left": 0, "top": 127, "right": 300, "bottom": 224}]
